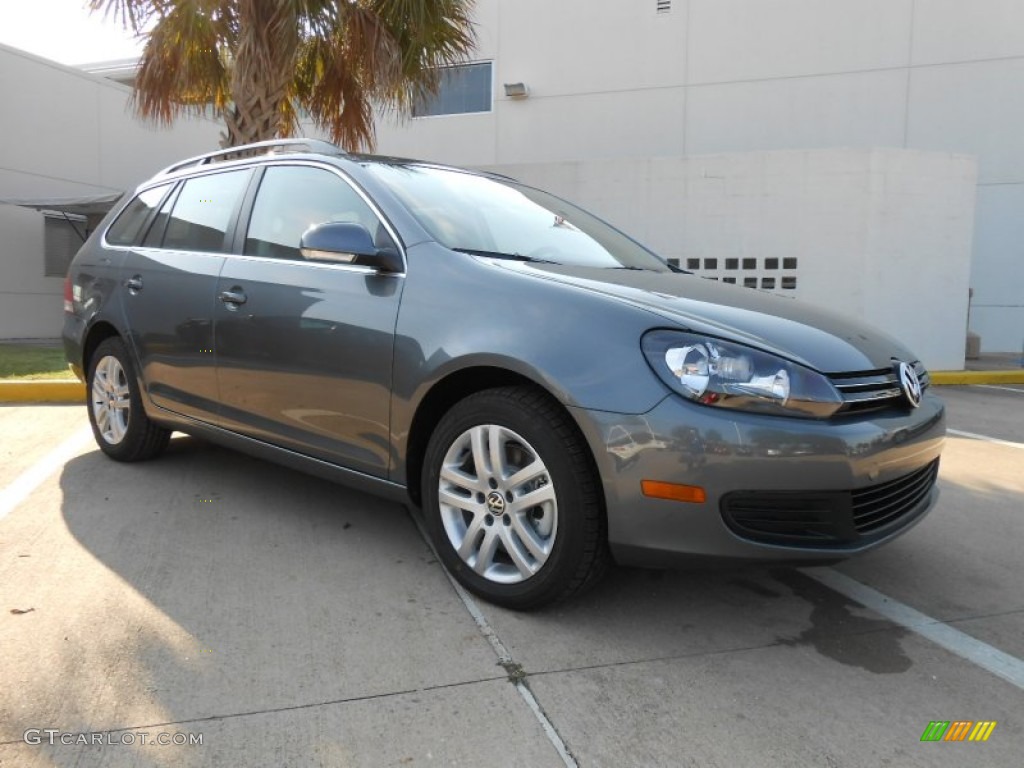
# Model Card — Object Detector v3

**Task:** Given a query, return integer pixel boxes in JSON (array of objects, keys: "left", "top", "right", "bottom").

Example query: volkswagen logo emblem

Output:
[
  {"left": 897, "top": 362, "right": 922, "bottom": 408},
  {"left": 486, "top": 491, "right": 506, "bottom": 515}
]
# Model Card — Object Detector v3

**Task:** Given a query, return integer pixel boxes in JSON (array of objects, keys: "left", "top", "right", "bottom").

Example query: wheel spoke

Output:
[
  {"left": 501, "top": 526, "right": 538, "bottom": 578},
  {"left": 509, "top": 483, "right": 556, "bottom": 513},
  {"left": 504, "top": 459, "right": 546, "bottom": 492},
  {"left": 438, "top": 487, "right": 479, "bottom": 513},
  {"left": 440, "top": 464, "right": 484, "bottom": 494},
  {"left": 110, "top": 412, "right": 126, "bottom": 443},
  {"left": 473, "top": 528, "right": 501, "bottom": 575},
  {"left": 469, "top": 426, "right": 491, "bottom": 478},
  {"left": 511, "top": 514, "right": 550, "bottom": 562},
  {"left": 488, "top": 426, "right": 507, "bottom": 480},
  {"left": 95, "top": 405, "right": 110, "bottom": 432},
  {"left": 457, "top": 514, "right": 487, "bottom": 560},
  {"left": 103, "top": 355, "right": 118, "bottom": 384}
]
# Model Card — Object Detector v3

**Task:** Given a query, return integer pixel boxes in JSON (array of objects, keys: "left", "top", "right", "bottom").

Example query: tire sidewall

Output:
[{"left": 422, "top": 390, "right": 593, "bottom": 608}]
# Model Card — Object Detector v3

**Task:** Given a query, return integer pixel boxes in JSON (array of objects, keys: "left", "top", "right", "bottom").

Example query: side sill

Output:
[{"left": 152, "top": 410, "right": 410, "bottom": 504}]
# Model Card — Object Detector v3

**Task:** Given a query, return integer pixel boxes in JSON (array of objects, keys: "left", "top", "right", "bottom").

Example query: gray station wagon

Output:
[{"left": 63, "top": 139, "right": 945, "bottom": 609}]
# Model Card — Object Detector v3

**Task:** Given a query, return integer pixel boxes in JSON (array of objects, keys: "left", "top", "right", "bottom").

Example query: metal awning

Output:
[{"left": 0, "top": 192, "right": 124, "bottom": 217}]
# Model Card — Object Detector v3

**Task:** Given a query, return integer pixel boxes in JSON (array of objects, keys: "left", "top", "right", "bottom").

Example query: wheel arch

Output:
[
  {"left": 403, "top": 365, "right": 600, "bottom": 508},
  {"left": 82, "top": 320, "right": 122, "bottom": 372}
]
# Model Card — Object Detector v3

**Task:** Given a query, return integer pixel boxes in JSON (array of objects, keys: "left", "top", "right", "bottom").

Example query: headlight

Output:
[{"left": 642, "top": 330, "right": 843, "bottom": 418}]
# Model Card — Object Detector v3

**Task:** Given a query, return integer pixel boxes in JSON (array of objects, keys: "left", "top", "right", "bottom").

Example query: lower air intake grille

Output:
[
  {"left": 720, "top": 459, "right": 939, "bottom": 548},
  {"left": 852, "top": 460, "right": 940, "bottom": 534}
]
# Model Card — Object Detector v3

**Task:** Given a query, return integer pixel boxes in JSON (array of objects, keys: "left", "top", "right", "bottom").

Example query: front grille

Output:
[
  {"left": 852, "top": 459, "right": 940, "bottom": 533},
  {"left": 829, "top": 362, "right": 930, "bottom": 415},
  {"left": 720, "top": 459, "right": 939, "bottom": 548}
]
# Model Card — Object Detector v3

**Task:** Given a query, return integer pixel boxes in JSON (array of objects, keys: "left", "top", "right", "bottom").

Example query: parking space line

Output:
[
  {"left": 805, "top": 568, "right": 1024, "bottom": 690},
  {"left": 976, "top": 384, "right": 1024, "bottom": 394},
  {"left": 0, "top": 426, "right": 93, "bottom": 522},
  {"left": 406, "top": 511, "right": 578, "bottom": 768},
  {"left": 947, "top": 428, "right": 1024, "bottom": 451}
]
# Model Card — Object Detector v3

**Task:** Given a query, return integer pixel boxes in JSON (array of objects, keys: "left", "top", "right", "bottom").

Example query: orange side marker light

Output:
[{"left": 641, "top": 480, "right": 707, "bottom": 503}]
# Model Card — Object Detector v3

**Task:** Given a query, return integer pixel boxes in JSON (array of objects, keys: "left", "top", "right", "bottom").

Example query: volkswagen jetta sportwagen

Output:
[{"left": 63, "top": 139, "right": 944, "bottom": 609}]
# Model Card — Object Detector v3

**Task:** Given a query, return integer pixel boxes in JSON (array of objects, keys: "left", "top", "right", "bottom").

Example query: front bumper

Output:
[{"left": 570, "top": 392, "right": 945, "bottom": 568}]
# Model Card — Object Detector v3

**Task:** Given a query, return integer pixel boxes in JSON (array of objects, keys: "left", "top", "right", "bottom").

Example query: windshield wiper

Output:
[{"left": 452, "top": 248, "right": 558, "bottom": 264}]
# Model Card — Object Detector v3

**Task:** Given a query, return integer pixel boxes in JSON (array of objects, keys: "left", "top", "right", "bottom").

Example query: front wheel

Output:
[
  {"left": 422, "top": 387, "right": 608, "bottom": 609},
  {"left": 87, "top": 337, "right": 170, "bottom": 462}
]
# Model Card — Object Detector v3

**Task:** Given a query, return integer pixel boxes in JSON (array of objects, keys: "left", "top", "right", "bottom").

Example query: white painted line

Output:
[
  {"left": 407, "top": 510, "right": 578, "bottom": 768},
  {"left": 976, "top": 384, "right": 1024, "bottom": 395},
  {"left": 805, "top": 568, "right": 1024, "bottom": 690},
  {"left": 947, "top": 428, "right": 1024, "bottom": 451},
  {"left": 0, "top": 427, "right": 93, "bottom": 522}
]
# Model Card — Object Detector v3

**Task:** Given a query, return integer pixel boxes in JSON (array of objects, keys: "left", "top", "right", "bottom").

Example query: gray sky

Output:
[{"left": 0, "top": 0, "right": 144, "bottom": 65}]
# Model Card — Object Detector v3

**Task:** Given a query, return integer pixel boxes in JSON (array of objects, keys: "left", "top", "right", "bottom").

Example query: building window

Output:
[
  {"left": 413, "top": 62, "right": 492, "bottom": 117},
  {"left": 43, "top": 214, "right": 87, "bottom": 277}
]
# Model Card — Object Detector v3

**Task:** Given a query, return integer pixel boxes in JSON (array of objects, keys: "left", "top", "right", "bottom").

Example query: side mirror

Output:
[{"left": 299, "top": 222, "right": 403, "bottom": 273}]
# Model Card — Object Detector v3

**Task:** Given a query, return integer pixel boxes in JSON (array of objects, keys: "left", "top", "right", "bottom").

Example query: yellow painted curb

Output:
[
  {"left": 0, "top": 380, "right": 86, "bottom": 403},
  {"left": 930, "top": 370, "right": 1024, "bottom": 386}
]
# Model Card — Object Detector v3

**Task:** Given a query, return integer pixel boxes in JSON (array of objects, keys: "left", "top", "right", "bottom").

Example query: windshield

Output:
[{"left": 365, "top": 164, "right": 670, "bottom": 271}]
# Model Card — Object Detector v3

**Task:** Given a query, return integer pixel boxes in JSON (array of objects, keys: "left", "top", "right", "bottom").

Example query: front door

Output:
[{"left": 214, "top": 164, "right": 404, "bottom": 477}]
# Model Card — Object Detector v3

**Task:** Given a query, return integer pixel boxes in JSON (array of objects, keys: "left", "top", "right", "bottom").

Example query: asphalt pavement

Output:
[{"left": 1, "top": 386, "right": 1022, "bottom": 767}]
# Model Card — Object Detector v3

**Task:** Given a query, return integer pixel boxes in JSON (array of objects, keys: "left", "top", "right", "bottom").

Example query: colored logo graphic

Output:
[{"left": 920, "top": 721, "right": 997, "bottom": 742}]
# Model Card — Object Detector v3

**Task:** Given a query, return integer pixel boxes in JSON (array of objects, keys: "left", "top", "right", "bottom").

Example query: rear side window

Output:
[
  {"left": 105, "top": 184, "right": 171, "bottom": 246},
  {"left": 244, "top": 165, "right": 392, "bottom": 260},
  {"left": 162, "top": 170, "right": 250, "bottom": 253}
]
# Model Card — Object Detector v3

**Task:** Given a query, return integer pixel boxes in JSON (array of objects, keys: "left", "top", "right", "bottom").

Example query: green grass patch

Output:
[{"left": 0, "top": 344, "right": 76, "bottom": 380}]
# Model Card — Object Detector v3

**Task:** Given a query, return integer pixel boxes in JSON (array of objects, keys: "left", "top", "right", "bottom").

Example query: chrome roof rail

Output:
[{"left": 156, "top": 138, "right": 343, "bottom": 177}]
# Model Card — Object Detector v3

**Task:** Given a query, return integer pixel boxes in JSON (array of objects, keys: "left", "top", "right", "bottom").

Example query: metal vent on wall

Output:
[
  {"left": 657, "top": 0, "right": 672, "bottom": 13},
  {"left": 685, "top": 257, "right": 799, "bottom": 294}
]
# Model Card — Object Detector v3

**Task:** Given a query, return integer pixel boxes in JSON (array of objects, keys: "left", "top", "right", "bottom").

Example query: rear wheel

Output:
[
  {"left": 422, "top": 386, "right": 608, "bottom": 609},
  {"left": 87, "top": 337, "right": 170, "bottom": 461}
]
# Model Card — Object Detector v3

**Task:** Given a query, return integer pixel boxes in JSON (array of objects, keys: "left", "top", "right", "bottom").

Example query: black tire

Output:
[
  {"left": 422, "top": 386, "right": 609, "bottom": 609},
  {"left": 86, "top": 337, "right": 170, "bottom": 462}
]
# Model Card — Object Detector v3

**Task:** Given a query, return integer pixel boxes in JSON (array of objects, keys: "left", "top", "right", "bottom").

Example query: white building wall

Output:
[
  {"left": 375, "top": 0, "right": 1024, "bottom": 355},
  {"left": 0, "top": 43, "right": 220, "bottom": 339},
  {"left": 480, "top": 149, "right": 976, "bottom": 372}
]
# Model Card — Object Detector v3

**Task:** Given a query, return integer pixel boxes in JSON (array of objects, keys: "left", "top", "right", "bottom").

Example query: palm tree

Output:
[{"left": 89, "top": 0, "right": 476, "bottom": 150}]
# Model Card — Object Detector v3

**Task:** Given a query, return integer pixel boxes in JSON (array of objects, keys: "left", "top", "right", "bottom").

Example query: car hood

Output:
[{"left": 496, "top": 262, "right": 918, "bottom": 374}]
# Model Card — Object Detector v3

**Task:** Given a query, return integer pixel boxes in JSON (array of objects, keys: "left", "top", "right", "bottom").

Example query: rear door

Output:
[
  {"left": 214, "top": 163, "right": 405, "bottom": 477},
  {"left": 121, "top": 168, "right": 252, "bottom": 422}
]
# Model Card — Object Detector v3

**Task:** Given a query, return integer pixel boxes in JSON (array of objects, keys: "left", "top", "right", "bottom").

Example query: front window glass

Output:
[
  {"left": 365, "top": 164, "right": 668, "bottom": 271},
  {"left": 245, "top": 165, "right": 390, "bottom": 260}
]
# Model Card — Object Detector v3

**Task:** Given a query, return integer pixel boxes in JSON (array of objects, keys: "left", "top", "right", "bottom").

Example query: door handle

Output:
[
  {"left": 218, "top": 289, "right": 247, "bottom": 306},
  {"left": 124, "top": 275, "right": 143, "bottom": 292}
]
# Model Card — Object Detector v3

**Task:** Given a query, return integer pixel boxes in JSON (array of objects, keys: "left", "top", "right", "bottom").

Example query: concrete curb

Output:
[
  {"left": 930, "top": 370, "right": 1024, "bottom": 386},
  {"left": 1, "top": 371, "right": 1022, "bottom": 405},
  {"left": 0, "top": 380, "right": 85, "bottom": 403}
]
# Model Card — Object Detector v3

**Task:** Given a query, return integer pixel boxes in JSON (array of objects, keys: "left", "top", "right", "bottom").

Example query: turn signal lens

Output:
[{"left": 641, "top": 480, "right": 707, "bottom": 504}]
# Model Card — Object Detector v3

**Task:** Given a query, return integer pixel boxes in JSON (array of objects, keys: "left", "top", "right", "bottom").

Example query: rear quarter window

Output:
[{"left": 105, "top": 185, "right": 171, "bottom": 246}]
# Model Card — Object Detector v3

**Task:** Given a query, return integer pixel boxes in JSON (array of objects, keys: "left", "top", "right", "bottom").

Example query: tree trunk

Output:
[{"left": 220, "top": 1, "right": 298, "bottom": 148}]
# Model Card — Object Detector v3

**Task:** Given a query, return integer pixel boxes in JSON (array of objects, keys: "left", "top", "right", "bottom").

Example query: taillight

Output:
[{"left": 63, "top": 275, "right": 74, "bottom": 313}]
